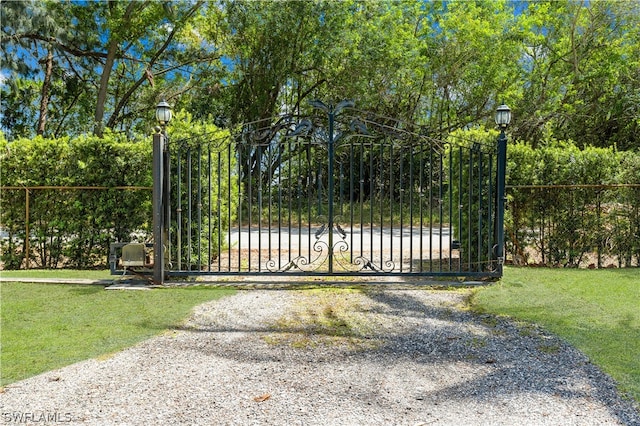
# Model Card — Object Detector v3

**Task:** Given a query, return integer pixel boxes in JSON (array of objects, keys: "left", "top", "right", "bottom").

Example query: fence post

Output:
[
  {"left": 152, "top": 131, "right": 165, "bottom": 285},
  {"left": 495, "top": 129, "right": 507, "bottom": 275},
  {"left": 24, "top": 188, "right": 30, "bottom": 269}
]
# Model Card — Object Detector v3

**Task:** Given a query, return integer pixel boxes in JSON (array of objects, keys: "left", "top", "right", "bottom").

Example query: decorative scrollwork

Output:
[{"left": 267, "top": 238, "right": 330, "bottom": 273}]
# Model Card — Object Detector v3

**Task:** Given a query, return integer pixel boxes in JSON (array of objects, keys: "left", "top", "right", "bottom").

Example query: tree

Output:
[
  {"left": 1, "top": 0, "right": 216, "bottom": 138},
  {"left": 1, "top": 0, "right": 68, "bottom": 137},
  {"left": 511, "top": 0, "right": 640, "bottom": 149},
  {"left": 3, "top": 0, "right": 638, "bottom": 150}
]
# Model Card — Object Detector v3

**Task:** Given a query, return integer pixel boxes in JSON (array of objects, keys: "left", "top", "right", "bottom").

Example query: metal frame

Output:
[{"left": 152, "top": 104, "right": 507, "bottom": 282}]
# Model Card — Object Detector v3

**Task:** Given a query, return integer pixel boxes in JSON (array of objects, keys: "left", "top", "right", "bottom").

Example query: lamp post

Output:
[
  {"left": 494, "top": 103, "right": 511, "bottom": 275},
  {"left": 153, "top": 99, "right": 172, "bottom": 285}
]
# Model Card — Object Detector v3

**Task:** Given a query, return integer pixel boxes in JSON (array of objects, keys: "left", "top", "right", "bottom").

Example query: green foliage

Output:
[
  {"left": 511, "top": 0, "right": 640, "bottom": 149},
  {"left": 506, "top": 141, "right": 640, "bottom": 266},
  {"left": 610, "top": 154, "right": 640, "bottom": 266},
  {"left": 0, "top": 131, "right": 152, "bottom": 269},
  {"left": 3, "top": 1, "right": 640, "bottom": 150},
  {"left": 0, "top": 114, "right": 238, "bottom": 271}
]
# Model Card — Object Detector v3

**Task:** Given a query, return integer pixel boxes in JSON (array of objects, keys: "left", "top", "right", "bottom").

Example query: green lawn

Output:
[
  {"left": 0, "top": 269, "right": 113, "bottom": 280},
  {"left": 0, "top": 280, "right": 234, "bottom": 386},
  {"left": 470, "top": 267, "right": 640, "bottom": 403}
]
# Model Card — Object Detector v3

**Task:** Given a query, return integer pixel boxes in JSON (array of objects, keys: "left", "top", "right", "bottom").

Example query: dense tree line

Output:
[{"left": 2, "top": 0, "right": 639, "bottom": 150}]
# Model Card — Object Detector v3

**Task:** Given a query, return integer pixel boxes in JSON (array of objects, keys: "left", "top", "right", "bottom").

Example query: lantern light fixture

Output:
[
  {"left": 495, "top": 104, "right": 511, "bottom": 129},
  {"left": 156, "top": 99, "right": 172, "bottom": 126}
]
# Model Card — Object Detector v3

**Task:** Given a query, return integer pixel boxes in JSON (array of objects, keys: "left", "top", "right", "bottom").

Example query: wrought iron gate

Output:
[{"left": 153, "top": 101, "right": 506, "bottom": 281}]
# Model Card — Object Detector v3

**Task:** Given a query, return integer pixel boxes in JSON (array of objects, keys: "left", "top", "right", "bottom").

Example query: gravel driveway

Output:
[{"left": 1, "top": 288, "right": 638, "bottom": 425}]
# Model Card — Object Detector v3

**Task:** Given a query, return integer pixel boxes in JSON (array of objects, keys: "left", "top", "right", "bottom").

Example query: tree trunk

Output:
[
  {"left": 37, "top": 48, "right": 53, "bottom": 136},
  {"left": 94, "top": 40, "right": 118, "bottom": 137},
  {"left": 94, "top": 0, "right": 146, "bottom": 137}
]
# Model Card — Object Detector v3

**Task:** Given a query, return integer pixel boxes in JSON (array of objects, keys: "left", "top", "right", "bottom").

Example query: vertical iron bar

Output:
[
  {"left": 349, "top": 141, "right": 355, "bottom": 263},
  {"left": 317, "top": 158, "right": 322, "bottom": 217},
  {"left": 298, "top": 143, "right": 303, "bottom": 260},
  {"left": 487, "top": 154, "right": 494, "bottom": 270},
  {"left": 247, "top": 144, "right": 252, "bottom": 271},
  {"left": 389, "top": 143, "right": 394, "bottom": 269},
  {"left": 477, "top": 151, "right": 483, "bottom": 272},
  {"left": 457, "top": 146, "right": 463, "bottom": 272},
  {"left": 339, "top": 160, "right": 344, "bottom": 217},
  {"left": 217, "top": 150, "right": 222, "bottom": 272},
  {"left": 177, "top": 146, "right": 182, "bottom": 271},
  {"left": 208, "top": 147, "right": 212, "bottom": 271},
  {"left": 267, "top": 145, "right": 273, "bottom": 267},
  {"left": 266, "top": 145, "right": 271, "bottom": 266},
  {"left": 369, "top": 148, "right": 374, "bottom": 265},
  {"left": 187, "top": 148, "right": 192, "bottom": 271},
  {"left": 278, "top": 143, "right": 283, "bottom": 270},
  {"left": 288, "top": 138, "right": 292, "bottom": 266},
  {"left": 308, "top": 149, "right": 313, "bottom": 264},
  {"left": 360, "top": 141, "right": 365, "bottom": 259},
  {"left": 409, "top": 144, "right": 414, "bottom": 272},
  {"left": 419, "top": 142, "right": 424, "bottom": 272},
  {"left": 448, "top": 146, "right": 453, "bottom": 271},
  {"left": 439, "top": 151, "right": 444, "bottom": 271},
  {"left": 237, "top": 141, "right": 243, "bottom": 272},
  {"left": 429, "top": 146, "right": 433, "bottom": 271},
  {"left": 327, "top": 109, "right": 335, "bottom": 274},
  {"left": 164, "top": 142, "right": 171, "bottom": 272},
  {"left": 228, "top": 142, "right": 232, "bottom": 272},
  {"left": 467, "top": 147, "right": 473, "bottom": 271},
  {"left": 399, "top": 147, "right": 404, "bottom": 272},
  {"left": 258, "top": 146, "right": 262, "bottom": 271},
  {"left": 197, "top": 145, "right": 202, "bottom": 270},
  {"left": 379, "top": 141, "right": 384, "bottom": 270}
]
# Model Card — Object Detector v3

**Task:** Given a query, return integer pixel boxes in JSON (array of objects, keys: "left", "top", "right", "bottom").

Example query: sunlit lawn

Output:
[
  {"left": 0, "top": 278, "right": 234, "bottom": 386},
  {"left": 471, "top": 267, "right": 640, "bottom": 403},
  {"left": 0, "top": 269, "right": 113, "bottom": 280}
]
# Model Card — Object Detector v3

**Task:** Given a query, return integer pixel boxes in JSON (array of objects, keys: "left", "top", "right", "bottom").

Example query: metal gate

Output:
[{"left": 152, "top": 101, "right": 506, "bottom": 282}]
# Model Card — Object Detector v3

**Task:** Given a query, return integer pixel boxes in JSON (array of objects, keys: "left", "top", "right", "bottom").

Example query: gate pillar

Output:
[
  {"left": 152, "top": 131, "right": 166, "bottom": 285},
  {"left": 494, "top": 104, "right": 511, "bottom": 276}
]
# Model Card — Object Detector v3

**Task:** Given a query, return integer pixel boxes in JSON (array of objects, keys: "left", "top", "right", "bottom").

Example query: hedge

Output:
[
  {"left": 0, "top": 130, "right": 152, "bottom": 269},
  {"left": 506, "top": 142, "right": 640, "bottom": 267},
  {"left": 445, "top": 130, "right": 639, "bottom": 268},
  {"left": 0, "top": 114, "right": 236, "bottom": 270}
]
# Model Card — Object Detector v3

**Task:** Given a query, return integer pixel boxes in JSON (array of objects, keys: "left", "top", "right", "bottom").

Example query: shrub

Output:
[
  {"left": 505, "top": 141, "right": 639, "bottom": 267},
  {"left": 0, "top": 131, "right": 152, "bottom": 269},
  {"left": 0, "top": 114, "right": 238, "bottom": 270}
]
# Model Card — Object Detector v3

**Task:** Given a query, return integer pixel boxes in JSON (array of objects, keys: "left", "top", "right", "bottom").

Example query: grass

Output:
[
  {"left": 470, "top": 266, "right": 640, "bottom": 403},
  {"left": 264, "top": 288, "right": 379, "bottom": 349},
  {"left": 0, "top": 269, "right": 113, "bottom": 280},
  {"left": 0, "top": 280, "right": 234, "bottom": 386}
]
